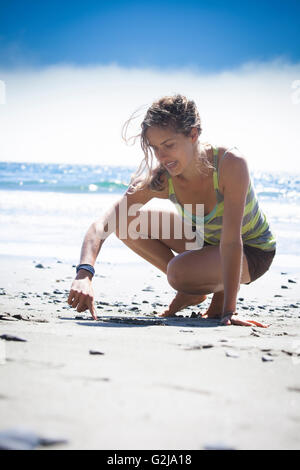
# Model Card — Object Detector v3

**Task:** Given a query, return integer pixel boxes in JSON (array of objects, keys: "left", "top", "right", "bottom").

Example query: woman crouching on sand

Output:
[{"left": 68, "top": 94, "right": 276, "bottom": 326}]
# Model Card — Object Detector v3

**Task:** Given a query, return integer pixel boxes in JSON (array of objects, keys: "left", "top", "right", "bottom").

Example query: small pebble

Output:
[
  {"left": 35, "top": 263, "right": 44, "bottom": 269},
  {"left": 203, "top": 443, "right": 236, "bottom": 451},
  {"left": 190, "top": 312, "right": 199, "bottom": 318},
  {"left": 262, "top": 355, "right": 274, "bottom": 362},
  {"left": 251, "top": 330, "right": 260, "bottom": 337},
  {"left": 142, "top": 286, "right": 154, "bottom": 292},
  {"left": 89, "top": 350, "right": 105, "bottom": 355},
  {"left": 0, "top": 334, "right": 27, "bottom": 342},
  {"left": 225, "top": 350, "right": 239, "bottom": 358}
]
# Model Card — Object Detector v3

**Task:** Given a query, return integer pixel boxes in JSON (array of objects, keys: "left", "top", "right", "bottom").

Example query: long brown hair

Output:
[{"left": 122, "top": 94, "right": 212, "bottom": 193}]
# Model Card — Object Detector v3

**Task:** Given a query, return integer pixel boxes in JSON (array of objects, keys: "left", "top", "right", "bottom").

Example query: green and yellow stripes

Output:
[{"left": 167, "top": 148, "right": 276, "bottom": 252}]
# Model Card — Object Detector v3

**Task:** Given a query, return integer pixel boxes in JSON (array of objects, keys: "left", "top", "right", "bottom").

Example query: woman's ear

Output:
[{"left": 190, "top": 128, "right": 199, "bottom": 143}]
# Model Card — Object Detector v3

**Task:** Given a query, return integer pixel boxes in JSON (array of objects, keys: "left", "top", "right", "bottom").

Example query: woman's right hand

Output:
[{"left": 67, "top": 272, "right": 97, "bottom": 320}]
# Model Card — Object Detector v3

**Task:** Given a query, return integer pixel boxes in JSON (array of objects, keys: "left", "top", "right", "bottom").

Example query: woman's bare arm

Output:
[
  {"left": 219, "top": 151, "right": 250, "bottom": 324},
  {"left": 67, "top": 182, "right": 158, "bottom": 319}
]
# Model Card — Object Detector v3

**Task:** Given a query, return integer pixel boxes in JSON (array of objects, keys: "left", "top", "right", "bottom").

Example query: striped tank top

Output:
[{"left": 167, "top": 145, "right": 276, "bottom": 251}]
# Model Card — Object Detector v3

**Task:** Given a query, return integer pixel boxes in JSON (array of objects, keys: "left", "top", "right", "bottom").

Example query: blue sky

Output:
[
  {"left": 0, "top": 0, "right": 300, "bottom": 70},
  {"left": 1, "top": 1, "right": 300, "bottom": 171}
]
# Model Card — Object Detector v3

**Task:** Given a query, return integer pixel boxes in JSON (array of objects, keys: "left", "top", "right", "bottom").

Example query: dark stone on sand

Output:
[
  {"left": 142, "top": 286, "right": 154, "bottom": 292},
  {"left": 203, "top": 443, "right": 236, "bottom": 451},
  {"left": 0, "top": 314, "right": 17, "bottom": 321},
  {"left": 262, "top": 355, "right": 274, "bottom": 362},
  {"left": 0, "top": 429, "right": 68, "bottom": 450},
  {"left": 89, "top": 350, "right": 105, "bottom": 355},
  {"left": 0, "top": 334, "right": 27, "bottom": 342},
  {"left": 13, "top": 313, "right": 30, "bottom": 321},
  {"left": 238, "top": 297, "right": 244, "bottom": 301},
  {"left": 190, "top": 312, "right": 199, "bottom": 318},
  {"left": 288, "top": 279, "right": 297, "bottom": 283},
  {"left": 251, "top": 330, "right": 260, "bottom": 337},
  {"left": 35, "top": 263, "right": 45, "bottom": 269},
  {"left": 225, "top": 350, "right": 239, "bottom": 358},
  {"left": 142, "top": 300, "right": 149, "bottom": 303},
  {"left": 184, "top": 343, "right": 214, "bottom": 350},
  {"left": 130, "top": 306, "right": 140, "bottom": 311},
  {"left": 98, "top": 301, "right": 109, "bottom": 306},
  {"left": 281, "top": 285, "right": 288, "bottom": 289}
]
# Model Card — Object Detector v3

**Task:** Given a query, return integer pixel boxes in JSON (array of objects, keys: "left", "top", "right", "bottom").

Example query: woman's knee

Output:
[
  {"left": 167, "top": 256, "right": 189, "bottom": 291},
  {"left": 167, "top": 252, "right": 222, "bottom": 294}
]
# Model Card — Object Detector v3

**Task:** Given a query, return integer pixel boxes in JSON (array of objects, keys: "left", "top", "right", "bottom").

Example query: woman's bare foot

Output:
[
  {"left": 160, "top": 291, "right": 207, "bottom": 317},
  {"left": 201, "top": 291, "right": 224, "bottom": 319}
]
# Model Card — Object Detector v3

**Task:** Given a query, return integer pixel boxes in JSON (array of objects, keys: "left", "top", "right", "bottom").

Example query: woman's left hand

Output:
[{"left": 221, "top": 312, "right": 269, "bottom": 327}]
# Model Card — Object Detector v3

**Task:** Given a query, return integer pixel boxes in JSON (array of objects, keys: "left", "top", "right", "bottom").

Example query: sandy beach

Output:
[{"left": 0, "top": 252, "right": 300, "bottom": 450}]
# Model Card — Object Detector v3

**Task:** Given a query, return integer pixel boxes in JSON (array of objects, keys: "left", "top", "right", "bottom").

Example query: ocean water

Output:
[{"left": 0, "top": 161, "right": 300, "bottom": 270}]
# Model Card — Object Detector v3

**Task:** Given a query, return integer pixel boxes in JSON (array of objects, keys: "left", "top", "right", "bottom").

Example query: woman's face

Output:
[{"left": 146, "top": 126, "right": 198, "bottom": 176}]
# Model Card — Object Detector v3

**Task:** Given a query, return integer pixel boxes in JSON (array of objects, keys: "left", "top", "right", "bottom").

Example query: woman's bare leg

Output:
[
  {"left": 115, "top": 209, "right": 250, "bottom": 316},
  {"left": 202, "top": 291, "right": 224, "bottom": 318},
  {"left": 115, "top": 209, "right": 206, "bottom": 312},
  {"left": 164, "top": 244, "right": 250, "bottom": 317}
]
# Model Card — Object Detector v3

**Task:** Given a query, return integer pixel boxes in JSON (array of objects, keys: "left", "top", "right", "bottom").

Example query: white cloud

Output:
[{"left": 0, "top": 59, "right": 300, "bottom": 172}]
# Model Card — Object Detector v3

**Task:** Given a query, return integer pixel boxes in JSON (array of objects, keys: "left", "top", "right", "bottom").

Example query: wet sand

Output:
[{"left": 0, "top": 254, "right": 300, "bottom": 450}]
